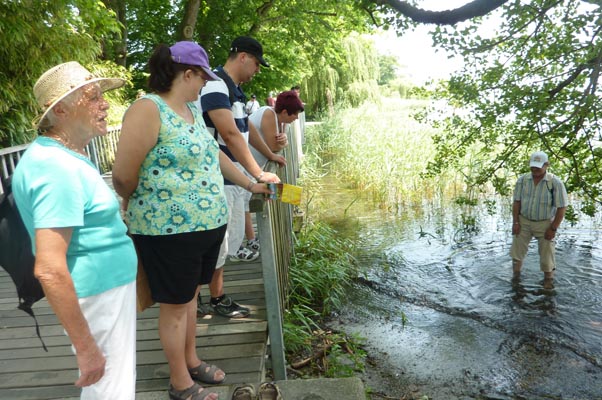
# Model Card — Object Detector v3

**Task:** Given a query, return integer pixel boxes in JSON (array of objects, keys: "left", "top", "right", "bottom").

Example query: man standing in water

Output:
[{"left": 510, "top": 151, "right": 568, "bottom": 288}]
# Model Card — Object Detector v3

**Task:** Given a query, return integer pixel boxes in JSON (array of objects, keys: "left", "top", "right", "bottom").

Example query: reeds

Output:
[{"left": 302, "top": 98, "right": 459, "bottom": 210}]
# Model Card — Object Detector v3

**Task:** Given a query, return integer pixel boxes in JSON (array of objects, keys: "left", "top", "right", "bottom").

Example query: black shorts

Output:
[{"left": 132, "top": 225, "right": 227, "bottom": 304}]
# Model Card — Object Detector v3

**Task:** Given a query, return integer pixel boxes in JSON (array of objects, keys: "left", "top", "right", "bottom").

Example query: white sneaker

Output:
[
  {"left": 247, "top": 238, "right": 260, "bottom": 251},
  {"left": 229, "top": 247, "right": 259, "bottom": 262}
]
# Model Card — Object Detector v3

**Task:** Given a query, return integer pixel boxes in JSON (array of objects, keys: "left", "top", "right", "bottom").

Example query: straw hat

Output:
[{"left": 33, "top": 61, "right": 125, "bottom": 128}]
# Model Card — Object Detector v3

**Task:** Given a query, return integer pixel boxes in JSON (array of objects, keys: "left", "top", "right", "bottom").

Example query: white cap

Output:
[{"left": 529, "top": 151, "right": 548, "bottom": 168}]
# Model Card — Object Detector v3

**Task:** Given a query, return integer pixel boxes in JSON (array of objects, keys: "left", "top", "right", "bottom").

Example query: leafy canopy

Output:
[
  {"left": 428, "top": 1, "right": 602, "bottom": 215},
  {"left": 0, "top": 0, "right": 126, "bottom": 146}
]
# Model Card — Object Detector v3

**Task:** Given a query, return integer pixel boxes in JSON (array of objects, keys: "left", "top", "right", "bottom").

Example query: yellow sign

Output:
[{"left": 266, "top": 183, "right": 303, "bottom": 205}]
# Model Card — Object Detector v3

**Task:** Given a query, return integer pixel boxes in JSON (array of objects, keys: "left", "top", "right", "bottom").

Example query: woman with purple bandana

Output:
[{"left": 113, "top": 41, "right": 270, "bottom": 400}]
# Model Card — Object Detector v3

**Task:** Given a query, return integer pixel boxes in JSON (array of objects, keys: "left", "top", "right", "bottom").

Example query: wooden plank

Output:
[
  {"left": 0, "top": 356, "right": 264, "bottom": 391},
  {"left": 0, "top": 255, "right": 270, "bottom": 399},
  {"left": 0, "top": 331, "right": 266, "bottom": 357},
  {"left": 0, "top": 384, "right": 81, "bottom": 400},
  {"left": 0, "top": 331, "right": 267, "bottom": 361},
  {"left": 0, "top": 322, "right": 268, "bottom": 352}
]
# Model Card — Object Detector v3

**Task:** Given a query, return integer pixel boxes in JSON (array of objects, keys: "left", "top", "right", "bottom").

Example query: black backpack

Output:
[{"left": 0, "top": 175, "right": 47, "bottom": 350}]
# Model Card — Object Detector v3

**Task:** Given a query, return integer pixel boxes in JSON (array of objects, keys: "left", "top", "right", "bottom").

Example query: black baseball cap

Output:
[{"left": 230, "top": 36, "right": 270, "bottom": 67}]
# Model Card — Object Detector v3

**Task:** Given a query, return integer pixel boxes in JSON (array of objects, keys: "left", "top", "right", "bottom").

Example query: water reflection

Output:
[{"left": 510, "top": 276, "right": 557, "bottom": 316}]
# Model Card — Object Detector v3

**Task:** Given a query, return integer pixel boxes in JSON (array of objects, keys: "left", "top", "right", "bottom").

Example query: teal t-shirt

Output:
[
  {"left": 126, "top": 94, "right": 228, "bottom": 235},
  {"left": 12, "top": 137, "right": 137, "bottom": 298}
]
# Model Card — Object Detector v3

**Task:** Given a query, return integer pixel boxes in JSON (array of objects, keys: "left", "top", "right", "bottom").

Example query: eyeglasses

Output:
[{"left": 192, "top": 69, "right": 211, "bottom": 81}]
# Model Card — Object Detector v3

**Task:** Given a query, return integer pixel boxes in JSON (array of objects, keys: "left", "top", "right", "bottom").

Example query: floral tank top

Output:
[{"left": 126, "top": 94, "right": 228, "bottom": 235}]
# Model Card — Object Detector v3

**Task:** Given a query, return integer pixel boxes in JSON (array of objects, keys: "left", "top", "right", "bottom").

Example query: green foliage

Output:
[
  {"left": 323, "top": 337, "right": 367, "bottom": 378},
  {"left": 0, "top": 0, "right": 124, "bottom": 146},
  {"left": 125, "top": 0, "right": 183, "bottom": 69},
  {"left": 419, "top": 1, "right": 602, "bottom": 215},
  {"left": 302, "top": 34, "right": 381, "bottom": 116},
  {"left": 289, "top": 221, "right": 358, "bottom": 314},
  {"left": 283, "top": 305, "right": 321, "bottom": 354},
  {"left": 123, "top": 0, "right": 377, "bottom": 114},
  {"left": 283, "top": 220, "right": 365, "bottom": 377},
  {"left": 303, "top": 98, "right": 458, "bottom": 208},
  {"left": 378, "top": 53, "right": 400, "bottom": 85}
]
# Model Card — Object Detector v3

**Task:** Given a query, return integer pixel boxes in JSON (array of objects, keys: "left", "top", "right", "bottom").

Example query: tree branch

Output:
[{"left": 376, "top": 0, "right": 510, "bottom": 25}]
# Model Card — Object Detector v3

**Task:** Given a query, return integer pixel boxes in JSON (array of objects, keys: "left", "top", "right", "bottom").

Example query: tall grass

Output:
[{"left": 303, "top": 98, "right": 460, "bottom": 209}]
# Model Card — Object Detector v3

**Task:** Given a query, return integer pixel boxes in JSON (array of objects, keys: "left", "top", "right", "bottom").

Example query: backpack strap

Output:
[{"left": 18, "top": 301, "right": 48, "bottom": 352}]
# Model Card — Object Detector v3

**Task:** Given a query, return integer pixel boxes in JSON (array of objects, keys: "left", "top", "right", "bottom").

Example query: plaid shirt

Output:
[{"left": 513, "top": 172, "right": 568, "bottom": 221}]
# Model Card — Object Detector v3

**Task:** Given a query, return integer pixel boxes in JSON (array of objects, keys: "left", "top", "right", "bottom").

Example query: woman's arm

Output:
[
  {"left": 112, "top": 99, "right": 161, "bottom": 202},
  {"left": 259, "top": 109, "right": 288, "bottom": 152},
  {"left": 248, "top": 121, "right": 286, "bottom": 167},
  {"left": 35, "top": 227, "right": 106, "bottom": 388}
]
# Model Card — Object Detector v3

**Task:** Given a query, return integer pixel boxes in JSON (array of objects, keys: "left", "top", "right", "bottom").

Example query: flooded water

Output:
[{"left": 316, "top": 179, "right": 602, "bottom": 399}]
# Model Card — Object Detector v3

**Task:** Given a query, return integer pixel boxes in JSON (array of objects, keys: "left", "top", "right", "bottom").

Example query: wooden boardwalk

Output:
[{"left": 0, "top": 259, "right": 269, "bottom": 399}]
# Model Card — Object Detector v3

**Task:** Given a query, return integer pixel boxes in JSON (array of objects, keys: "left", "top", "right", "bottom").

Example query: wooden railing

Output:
[
  {"left": 249, "top": 114, "right": 304, "bottom": 380},
  {"left": 0, "top": 127, "right": 122, "bottom": 196}
]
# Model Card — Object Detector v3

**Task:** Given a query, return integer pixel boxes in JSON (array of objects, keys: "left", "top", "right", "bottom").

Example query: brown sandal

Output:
[
  {"left": 231, "top": 383, "right": 256, "bottom": 400},
  {"left": 168, "top": 383, "right": 217, "bottom": 400},
  {"left": 258, "top": 382, "right": 283, "bottom": 400}
]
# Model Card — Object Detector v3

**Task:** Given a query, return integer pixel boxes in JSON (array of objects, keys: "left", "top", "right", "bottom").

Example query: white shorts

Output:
[
  {"left": 243, "top": 170, "right": 253, "bottom": 212},
  {"left": 224, "top": 168, "right": 247, "bottom": 257},
  {"left": 76, "top": 281, "right": 137, "bottom": 400},
  {"left": 215, "top": 229, "right": 229, "bottom": 269}
]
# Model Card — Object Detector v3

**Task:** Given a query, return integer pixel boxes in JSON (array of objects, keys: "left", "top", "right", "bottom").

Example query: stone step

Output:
[{"left": 134, "top": 377, "right": 366, "bottom": 400}]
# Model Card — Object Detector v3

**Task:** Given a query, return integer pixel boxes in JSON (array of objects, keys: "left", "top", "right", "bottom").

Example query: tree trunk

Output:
[
  {"left": 178, "top": 0, "right": 201, "bottom": 41},
  {"left": 101, "top": 0, "right": 127, "bottom": 66}
]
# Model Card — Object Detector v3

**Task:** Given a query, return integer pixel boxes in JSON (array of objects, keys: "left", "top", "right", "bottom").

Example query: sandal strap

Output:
[
  {"left": 231, "top": 383, "right": 256, "bottom": 400},
  {"left": 258, "top": 382, "right": 283, "bottom": 400},
  {"left": 188, "top": 361, "right": 226, "bottom": 384}
]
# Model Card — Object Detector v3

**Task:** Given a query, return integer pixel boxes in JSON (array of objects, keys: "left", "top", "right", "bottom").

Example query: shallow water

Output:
[{"left": 317, "top": 180, "right": 602, "bottom": 399}]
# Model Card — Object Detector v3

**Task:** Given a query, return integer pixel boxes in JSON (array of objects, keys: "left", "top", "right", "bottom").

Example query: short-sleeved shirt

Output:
[
  {"left": 200, "top": 66, "right": 248, "bottom": 185},
  {"left": 126, "top": 94, "right": 228, "bottom": 235},
  {"left": 12, "top": 136, "right": 137, "bottom": 298},
  {"left": 513, "top": 172, "right": 568, "bottom": 221}
]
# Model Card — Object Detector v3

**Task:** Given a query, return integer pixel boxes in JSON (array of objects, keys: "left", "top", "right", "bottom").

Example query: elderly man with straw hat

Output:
[{"left": 12, "top": 62, "right": 138, "bottom": 399}]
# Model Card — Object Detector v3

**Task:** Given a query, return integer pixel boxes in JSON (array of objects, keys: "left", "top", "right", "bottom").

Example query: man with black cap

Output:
[
  {"left": 198, "top": 36, "right": 286, "bottom": 318},
  {"left": 510, "top": 151, "right": 568, "bottom": 288}
]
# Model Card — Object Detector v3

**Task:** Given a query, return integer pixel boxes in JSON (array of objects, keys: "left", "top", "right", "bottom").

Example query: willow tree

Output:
[
  {"left": 300, "top": 34, "right": 380, "bottom": 114},
  {"left": 366, "top": 0, "right": 602, "bottom": 215}
]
